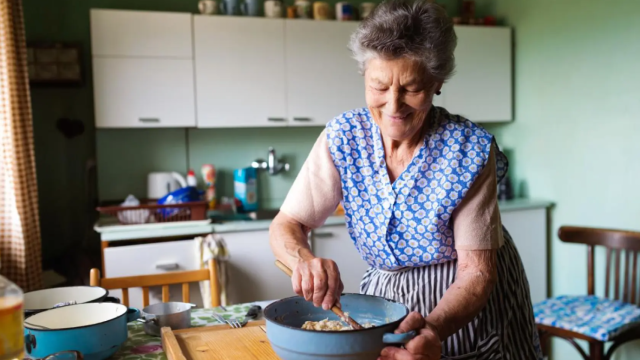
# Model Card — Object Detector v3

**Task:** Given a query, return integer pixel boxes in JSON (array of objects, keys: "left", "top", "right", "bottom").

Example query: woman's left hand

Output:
[{"left": 378, "top": 312, "right": 441, "bottom": 360}]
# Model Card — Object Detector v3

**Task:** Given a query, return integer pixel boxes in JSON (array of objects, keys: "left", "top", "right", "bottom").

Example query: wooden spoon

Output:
[{"left": 275, "top": 260, "right": 363, "bottom": 330}]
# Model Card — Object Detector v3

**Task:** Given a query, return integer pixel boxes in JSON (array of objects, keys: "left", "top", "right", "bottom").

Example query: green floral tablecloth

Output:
[{"left": 114, "top": 302, "right": 267, "bottom": 360}]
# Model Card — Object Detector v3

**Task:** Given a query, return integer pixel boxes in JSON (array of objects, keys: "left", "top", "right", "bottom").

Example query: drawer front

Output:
[
  {"left": 104, "top": 240, "right": 203, "bottom": 309},
  {"left": 104, "top": 240, "right": 200, "bottom": 277}
]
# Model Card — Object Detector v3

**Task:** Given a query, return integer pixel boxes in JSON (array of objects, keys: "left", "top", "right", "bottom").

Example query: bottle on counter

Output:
[
  {"left": 0, "top": 275, "right": 24, "bottom": 360},
  {"left": 186, "top": 169, "right": 198, "bottom": 187},
  {"left": 201, "top": 164, "right": 217, "bottom": 210}
]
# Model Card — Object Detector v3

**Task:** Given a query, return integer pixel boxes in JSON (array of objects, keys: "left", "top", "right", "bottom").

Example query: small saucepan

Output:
[
  {"left": 23, "top": 286, "right": 120, "bottom": 318},
  {"left": 138, "top": 302, "right": 195, "bottom": 336}
]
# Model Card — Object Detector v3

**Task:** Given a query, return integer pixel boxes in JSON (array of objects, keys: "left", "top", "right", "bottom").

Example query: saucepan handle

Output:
[
  {"left": 126, "top": 308, "right": 141, "bottom": 322},
  {"left": 382, "top": 331, "right": 416, "bottom": 344},
  {"left": 103, "top": 296, "right": 121, "bottom": 304}
]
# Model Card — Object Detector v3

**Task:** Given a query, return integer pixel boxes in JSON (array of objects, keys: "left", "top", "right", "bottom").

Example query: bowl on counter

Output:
[
  {"left": 139, "top": 302, "right": 193, "bottom": 337},
  {"left": 264, "top": 293, "right": 415, "bottom": 360},
  {"left": 23, "top": 303, "right": 140, "bottom": 360}
]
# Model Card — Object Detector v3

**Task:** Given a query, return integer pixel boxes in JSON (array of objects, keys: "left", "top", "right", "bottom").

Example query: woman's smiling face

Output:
[{"left": 365, "top": 57, "right": 442, "bottom": 142}]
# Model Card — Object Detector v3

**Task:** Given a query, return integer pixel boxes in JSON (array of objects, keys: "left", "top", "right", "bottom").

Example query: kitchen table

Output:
[{"left": 114, "top": 301, "right": 273, "bottom": 360}]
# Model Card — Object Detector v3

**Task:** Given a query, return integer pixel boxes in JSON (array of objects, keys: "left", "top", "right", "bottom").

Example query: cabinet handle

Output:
[
  {"left": 267, "top": 117, "right": 286, "bottom": 122},
  {"left": 139, "top": 118, "right": 160, "bottom": 123},
  {"left": 314, "top": 232, "right": 334, "bottom": 238},
  {"left": 156, "top": 263, "right": 179, "bottom": 270},
  {"left": 293, "top": 117, "right": 311, "bottom": 122}
]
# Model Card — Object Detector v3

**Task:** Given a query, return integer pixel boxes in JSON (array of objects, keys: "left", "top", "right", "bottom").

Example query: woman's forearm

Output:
[
  {"left": 270, "top": 212, "right": 344, "bottom": 308},
  {"left": 425, "top": 249, "right": 497, "bottom": 340},
  {"left": 269, "top": 213, "right": 315, "bottom": 269}
]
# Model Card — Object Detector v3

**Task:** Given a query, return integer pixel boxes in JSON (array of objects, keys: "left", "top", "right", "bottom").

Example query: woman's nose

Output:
[{"left": 385, "top": 89, "right": 403, "bottom": 114}]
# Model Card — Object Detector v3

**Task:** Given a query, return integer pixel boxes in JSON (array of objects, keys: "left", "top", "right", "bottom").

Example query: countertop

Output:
[{"left": 95, "top": 198, "right": 553, "bottom": 243}]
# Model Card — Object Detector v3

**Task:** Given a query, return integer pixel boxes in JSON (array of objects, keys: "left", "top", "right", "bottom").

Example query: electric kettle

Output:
[{"left": 147, "top": 172, "right": 187, "bottom": 199}]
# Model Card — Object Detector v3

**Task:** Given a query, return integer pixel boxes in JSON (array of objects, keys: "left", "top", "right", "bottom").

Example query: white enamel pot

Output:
[{"left": 23, "top": 286, "right": 119, "bottom": 317}]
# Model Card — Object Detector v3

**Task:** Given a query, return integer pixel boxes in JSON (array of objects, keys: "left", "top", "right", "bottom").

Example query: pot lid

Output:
[{"left": 24, "top": 286, "right": 107, "bottom": 311}]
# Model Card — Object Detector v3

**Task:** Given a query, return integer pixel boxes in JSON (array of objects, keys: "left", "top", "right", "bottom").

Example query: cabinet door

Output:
[
  {"left": 223, "top": 230, "right": 295, "bottom": 303},
  {"left": 442, "top": 26, "right": 512, "bottom": 122},
  {"left": 312, "top": 225, "right": 369, "bottom": 294},
  {"left": 285, "top": 20, "right": 365, "bottom": 127},
  {"left": 500, "top": 208, "right": 547, "bottom": 305},
  {"left": 91, "top": 9, "right": 192, "bottom": 58},
  {"left": 194, "top": 16, "right": 288, "bottom": 128},
  {"left": 93, "top": 57, "right": 196, "bottom": 128}
]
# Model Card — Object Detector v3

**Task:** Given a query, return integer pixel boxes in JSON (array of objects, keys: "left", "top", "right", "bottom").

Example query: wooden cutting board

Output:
[{"left": 161, "top": 320, "right": 281, "bottom": 360}]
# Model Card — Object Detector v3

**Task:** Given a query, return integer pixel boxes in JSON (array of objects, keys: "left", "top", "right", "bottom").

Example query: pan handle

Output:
[
  {"left": 102, "top": 296, "right": 121, "bottom": 304},
  {"left": 126, "top": 308, "right": 141, "bottom": 322},
  {"left": 382, "top": 330, "right": 416, "bottom": 344}
]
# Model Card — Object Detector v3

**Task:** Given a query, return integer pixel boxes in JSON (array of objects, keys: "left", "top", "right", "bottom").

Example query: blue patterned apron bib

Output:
[{"left": 326, "top": 106, "right": 507, "bottom": 271}]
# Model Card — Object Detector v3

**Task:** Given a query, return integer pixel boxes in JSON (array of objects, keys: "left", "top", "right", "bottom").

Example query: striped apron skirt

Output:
[{"left": 360, "top": 228, "right": 543, "bottom": 359}]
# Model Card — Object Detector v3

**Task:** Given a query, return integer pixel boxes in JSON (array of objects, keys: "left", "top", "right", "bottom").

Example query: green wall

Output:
[
  {"left": 96, "top": 127, "right": 322, "bottom": 209},
  {"left": 490, "top": 0, "right": 640, "bottom": 359}
]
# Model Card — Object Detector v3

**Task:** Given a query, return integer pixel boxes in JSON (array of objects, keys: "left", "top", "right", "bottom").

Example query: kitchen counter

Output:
[{"left": 94, "top": 198, "right": 553, "bottom": 242}]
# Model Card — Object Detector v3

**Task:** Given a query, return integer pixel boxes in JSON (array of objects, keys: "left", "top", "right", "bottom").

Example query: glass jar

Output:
[{"left": 0, "top": 275, "right": 23, "bottom": 360}]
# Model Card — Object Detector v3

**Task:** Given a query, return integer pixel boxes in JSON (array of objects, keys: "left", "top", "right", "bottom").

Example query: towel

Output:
[{"left": 195, "top": 234, "right": 230, "bottom": 307}]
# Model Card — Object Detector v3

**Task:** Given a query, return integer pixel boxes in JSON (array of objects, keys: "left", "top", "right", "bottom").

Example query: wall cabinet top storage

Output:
[
  {"left": 91, "top": 9, "right": 196, "bottom": 128},
  {"left": 193, "top": 16, "right": 288, "bottom": 128},
  {"left": 90, "top": 9, "right": 193, "bottom": 58},
  {"left": 193, "top": 16, "right": 364, "bottom": 128},
  {"left": 90, "top": 10, "right": 512, "bottom": 129}
]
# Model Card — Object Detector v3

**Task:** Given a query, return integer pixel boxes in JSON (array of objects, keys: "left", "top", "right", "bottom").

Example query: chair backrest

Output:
[
  {"left": 89, "top": 258, "right": 220, "bottom": 308},
  {"left": 558, "top": 226, "right": 640, "bottom": 304}
]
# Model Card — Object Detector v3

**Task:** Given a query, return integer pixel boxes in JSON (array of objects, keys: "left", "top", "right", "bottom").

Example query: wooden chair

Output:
[
  {"left": 90, "top": 258, "right": 220, "bottom": 308},
  {"left": 537, "top": 226, "right": 640, "bottom": 360}
]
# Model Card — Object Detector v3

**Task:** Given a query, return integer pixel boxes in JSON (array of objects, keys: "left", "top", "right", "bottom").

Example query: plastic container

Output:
[
  {"left": 0, "top": 275, "right": 24, "bottom": 360},
  {"left": 234, "top": 167, "right": 258, "bottom": 212}
]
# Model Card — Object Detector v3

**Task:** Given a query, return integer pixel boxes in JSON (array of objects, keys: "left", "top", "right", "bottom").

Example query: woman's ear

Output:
[{"left": 434, "top": 82, "right": 443, "bottom": 95}]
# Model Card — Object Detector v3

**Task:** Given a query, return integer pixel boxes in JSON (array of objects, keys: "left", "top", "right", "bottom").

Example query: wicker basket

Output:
[{"left": 96, "top": 200, "right": 208, "bottom": 225}]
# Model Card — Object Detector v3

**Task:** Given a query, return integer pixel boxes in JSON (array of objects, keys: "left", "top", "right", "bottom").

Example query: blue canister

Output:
[
  {"left": 234, "top": 167, "right": 258, "bottom": 212},
  {"left": 220, "top": 0, "right": 240, "bottom": 15},
  {"left": 24, "top": 303, "right": 140, "bottom": 360},
  {"left": 241, "top": 0, "right": 260, "bottom": 16}
]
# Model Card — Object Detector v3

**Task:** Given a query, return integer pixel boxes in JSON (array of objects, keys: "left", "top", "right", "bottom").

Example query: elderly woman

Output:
[{"left": 269, "top": 0, "right": 541, "bottom": 359}]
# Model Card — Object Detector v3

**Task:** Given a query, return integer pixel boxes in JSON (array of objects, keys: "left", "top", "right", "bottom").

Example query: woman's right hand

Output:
[{"left": 292, "top": 257, "right": 344, "bottom": 310}]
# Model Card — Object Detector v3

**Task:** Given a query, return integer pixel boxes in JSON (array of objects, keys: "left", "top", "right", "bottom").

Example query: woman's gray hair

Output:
[{"left": 349, "top": 0, "right": 457, "bottom": 81}]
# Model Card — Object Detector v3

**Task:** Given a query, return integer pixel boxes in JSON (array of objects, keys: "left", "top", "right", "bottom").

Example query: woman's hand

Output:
[
  {"left": 378, "top": 312, "right": 441, "bottom": 360},
  {"left": 292, "top": 257, "right": 344, "bottom": 310}
]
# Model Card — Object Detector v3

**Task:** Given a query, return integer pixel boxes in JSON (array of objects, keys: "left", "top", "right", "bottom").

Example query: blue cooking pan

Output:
[{"left": 264, "top": 293, "right": 416, "bottom": 360}]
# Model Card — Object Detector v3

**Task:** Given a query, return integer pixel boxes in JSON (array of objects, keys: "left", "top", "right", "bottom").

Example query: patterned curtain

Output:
[{"left": 0, "top": 0, "right": 43, "bottom": 292}]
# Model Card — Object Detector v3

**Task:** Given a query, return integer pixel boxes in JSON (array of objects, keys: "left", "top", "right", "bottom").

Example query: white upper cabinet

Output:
[
  {"left": 442, "top": 26, "right": 512, "bottom": 122},
  {"left": 90, "top": 10, "right": 512, "bottom": 128},
  {"left": 284, "top": 21, "right": 365, "bottom": 127},
  {"left": 90, "top": 9, "right": 192, "bottom": 58},
  {"left": 93, "top": 58, "right": 196, "bottom": 128},
  {"left": 193, "top": 16, "right": 288, "bottom": 128},
  {"left": 90, "top": 9, "right": 196, "bottom": 128}
]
